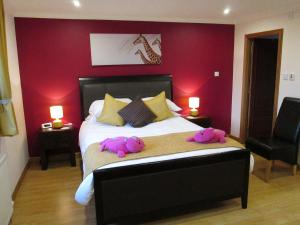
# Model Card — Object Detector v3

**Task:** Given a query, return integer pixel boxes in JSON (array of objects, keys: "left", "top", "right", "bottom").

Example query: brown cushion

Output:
[{"left": 118, "top": 98, "right": 157, "bottom": 127}]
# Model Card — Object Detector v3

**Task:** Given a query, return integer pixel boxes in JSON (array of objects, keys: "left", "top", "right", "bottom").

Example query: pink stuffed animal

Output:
[
  {"left": 100, "top": 136, "right": 145, "bottom": 158},
  {"left": 186, "top": 128, "right": 226, "bottom": 144}
]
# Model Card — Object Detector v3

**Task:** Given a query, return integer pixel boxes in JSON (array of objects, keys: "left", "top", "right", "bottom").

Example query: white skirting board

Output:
[{"left": 0, "top": 153, "right": 14, "bottom": 225}]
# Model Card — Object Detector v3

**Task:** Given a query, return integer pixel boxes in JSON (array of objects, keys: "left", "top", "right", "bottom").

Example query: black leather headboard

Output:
[{"left": 79, "top": 74, "right": 173, "bottom": 120}]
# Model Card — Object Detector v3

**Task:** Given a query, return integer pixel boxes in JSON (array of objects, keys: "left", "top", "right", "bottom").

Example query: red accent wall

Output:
[{"left": 15, "top": 18, "right": 234, "bottom": 156}]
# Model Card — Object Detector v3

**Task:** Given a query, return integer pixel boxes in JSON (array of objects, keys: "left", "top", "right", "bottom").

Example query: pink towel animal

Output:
[
  {"left": 100, "top": 136, "right": 145, "bottom": 158},
  {"left": 186, "top": 128, "right": 226, "bottom": 144}
]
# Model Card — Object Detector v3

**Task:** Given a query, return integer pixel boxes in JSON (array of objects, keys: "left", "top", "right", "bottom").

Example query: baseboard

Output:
[{"left": 12, "top": 161, "right": 30, "bottom": 200}]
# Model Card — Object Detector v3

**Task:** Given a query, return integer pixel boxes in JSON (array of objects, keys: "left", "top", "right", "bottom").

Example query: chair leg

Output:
[
  {"left": 265, "top": 160, "right": 272, "bottom": 182},
  {"left": 292, "top": 165, "right": 297, "bottom": 176}
]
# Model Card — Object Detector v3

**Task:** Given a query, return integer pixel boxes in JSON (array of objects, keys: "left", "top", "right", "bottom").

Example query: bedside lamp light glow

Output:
[
  {"left": 189, "top": 97, "right": 200, "bottom": 117},
  {"left": 50, "top": 105, "right": 64, "bottom": 129}
]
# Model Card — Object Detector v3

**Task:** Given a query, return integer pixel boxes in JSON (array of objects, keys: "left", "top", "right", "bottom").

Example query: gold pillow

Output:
[
  {"left": 144, "top": 91, "right": 173, "bottom": 122},
  {"left": 97, "top": 94, "right": 128, "bottom": 126}
]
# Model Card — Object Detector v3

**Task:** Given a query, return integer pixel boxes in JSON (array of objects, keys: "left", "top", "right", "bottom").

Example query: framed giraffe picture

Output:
[{"left": 90, "top": 33, "right": 162, "bottom": 65}]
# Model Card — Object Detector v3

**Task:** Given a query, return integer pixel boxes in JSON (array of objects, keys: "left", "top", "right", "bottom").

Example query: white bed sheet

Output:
[
  {"left": 75, "top": 116, "right": 254, "bottom": 205},
  {"left": 79, "top": 116, "right": 201, "bottom": 156}
]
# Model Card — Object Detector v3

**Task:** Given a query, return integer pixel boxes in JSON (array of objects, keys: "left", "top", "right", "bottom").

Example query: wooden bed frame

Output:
[{"left": 79, "top": 74, "right": 250, "bottom": 225}]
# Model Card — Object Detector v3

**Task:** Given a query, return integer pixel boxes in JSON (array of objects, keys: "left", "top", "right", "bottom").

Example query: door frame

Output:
[{"left": 239, "top": 29, "right": 283, "bottom": 143}]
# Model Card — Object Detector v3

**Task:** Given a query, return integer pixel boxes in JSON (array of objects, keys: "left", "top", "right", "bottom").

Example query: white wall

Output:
[
  {"left": 0, "top": 9, "right": 29, "bottom": 190},
  {"left": 231, "top": 11, "right": 300, "bottom": 137}
]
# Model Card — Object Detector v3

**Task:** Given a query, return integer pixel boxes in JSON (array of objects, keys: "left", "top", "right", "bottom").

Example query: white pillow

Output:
[
  {"left": 85, "top": 114, "right": 97, "bottom": 124},
  {"left": 167, "top": 99, "right": 182, "bottom": 111},
  {"left": 142, "top": 97, "right": 182, "bottom": 112},
  {"left": 88, "top": 98, "right": 132, "bottom": 117}
]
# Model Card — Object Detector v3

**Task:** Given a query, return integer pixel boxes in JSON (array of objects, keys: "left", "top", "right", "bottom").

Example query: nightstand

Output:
[
  {"left": 39, "top": 125, "right": 76, "bottom": 170},
  {"left": 183, "top": 115, "right": 212, "bottom": 128}
]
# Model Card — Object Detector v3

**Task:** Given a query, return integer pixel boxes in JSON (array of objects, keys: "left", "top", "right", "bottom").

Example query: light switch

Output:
[
  {"left": 289, "top": 73, "right": 295, "bottom": 81},
  {"left": 283, "top": 74, "right": 289, "bottom": 80},
  {"left": 214, "top": 71, "right": 220, "bottom": 77}
]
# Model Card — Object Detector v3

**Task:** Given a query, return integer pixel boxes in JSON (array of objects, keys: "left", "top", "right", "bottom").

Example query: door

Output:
[
  {"left": 247, "top": 38, "right": 278, "bottom": 138},
  {"left": 0, "top": 153, "right": 13, "bottom": 225}
]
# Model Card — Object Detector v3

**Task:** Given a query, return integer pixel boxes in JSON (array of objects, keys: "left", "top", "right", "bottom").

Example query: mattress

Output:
[{"left": 75, "top": 116, "right": 254, "bottom": 205}]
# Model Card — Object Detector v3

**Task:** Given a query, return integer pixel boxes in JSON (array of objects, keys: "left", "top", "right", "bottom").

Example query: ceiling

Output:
[{"left": 4, "top": 0, "right": 300, "bottom": 24}]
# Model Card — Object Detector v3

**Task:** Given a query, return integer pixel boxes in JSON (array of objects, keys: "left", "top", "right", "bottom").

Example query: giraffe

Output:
[
  {"left": 152, "top": 38, "right": 161, "bottom": 51},
  {"left": 133, "top": 34, "right": 161, "bottom": 64},
  {"left": 135, "top": 49, "right": 154, "bottom": 64}
]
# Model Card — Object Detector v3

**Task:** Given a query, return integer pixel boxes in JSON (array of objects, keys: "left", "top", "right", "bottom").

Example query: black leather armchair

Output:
[{"left": 246, "top": 97, "right": 300, "bottom": 181}]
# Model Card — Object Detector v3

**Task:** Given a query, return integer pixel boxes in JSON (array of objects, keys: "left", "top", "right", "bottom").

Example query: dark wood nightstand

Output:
[
  {"left": 183, "top": 115, "right": 212, "bottom": 128},
  {"left": 39, "top": 125, "right": 76, "bottom": 170}
]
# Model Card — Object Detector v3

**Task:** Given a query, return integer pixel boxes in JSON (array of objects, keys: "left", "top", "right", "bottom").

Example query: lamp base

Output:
[
  {"left": 52, "top": 120, "right": 64, "bottom": 129},
  {"left": 190, "top": 108, "right": 199, "bottom": 117}
]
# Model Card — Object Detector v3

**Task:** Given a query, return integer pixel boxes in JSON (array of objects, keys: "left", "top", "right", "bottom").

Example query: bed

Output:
[{"left": 76, "top": 74, "right": 252, "bottom": 225}]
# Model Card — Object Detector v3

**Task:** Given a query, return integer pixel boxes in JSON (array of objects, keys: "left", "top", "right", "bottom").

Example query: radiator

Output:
[{"left": 0, "top": 153, "right": 13, "bottom": 225}]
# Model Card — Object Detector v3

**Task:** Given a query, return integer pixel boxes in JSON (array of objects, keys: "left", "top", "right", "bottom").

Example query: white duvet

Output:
[{"left": 75, "top": 116, "right": 254, "bottom": 205}]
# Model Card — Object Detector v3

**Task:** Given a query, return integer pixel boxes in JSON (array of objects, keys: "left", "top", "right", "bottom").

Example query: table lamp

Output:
[
  {"left": 189, "top": 97, "right": 200, "bottom": 117},
  {"left": 50, "top": 105, "right": 64, "bottom": 129}
]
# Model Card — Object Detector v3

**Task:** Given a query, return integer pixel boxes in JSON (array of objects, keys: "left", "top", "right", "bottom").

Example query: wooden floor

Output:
[{"left": 11, "top": 155, "right": 300, "bottom": 225}]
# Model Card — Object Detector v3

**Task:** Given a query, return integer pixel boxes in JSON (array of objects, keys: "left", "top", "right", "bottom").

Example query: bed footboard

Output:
[{"left": 93, "top": 149, "right": 250, "bottom": 225}]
